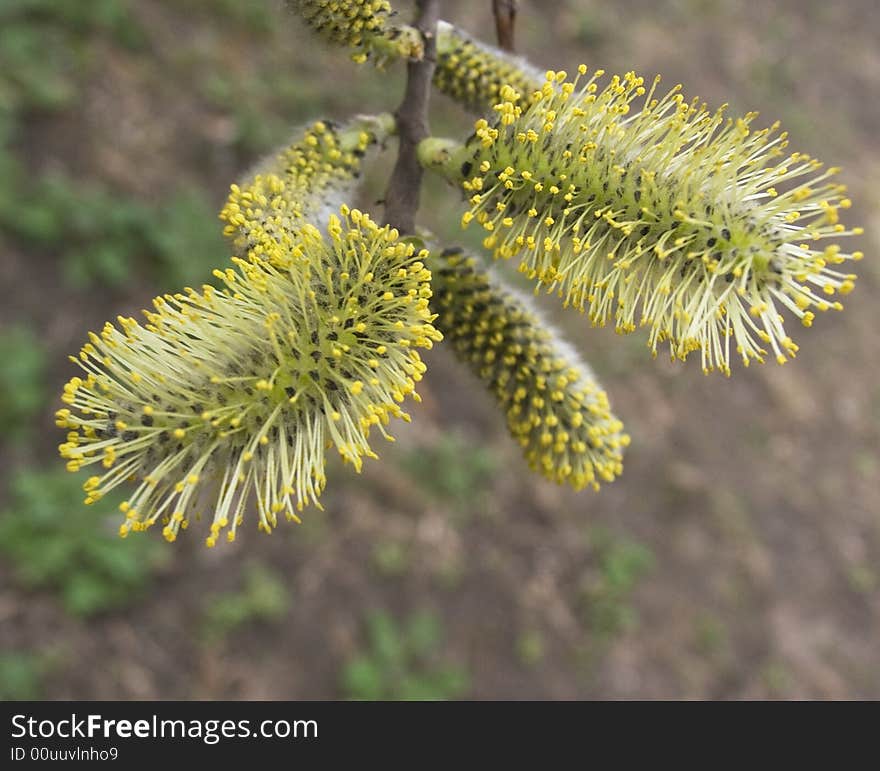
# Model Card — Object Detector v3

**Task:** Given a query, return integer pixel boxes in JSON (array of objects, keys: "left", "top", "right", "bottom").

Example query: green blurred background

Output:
[{"left": 0, "top": 0, "right": 877, "bottom": 699}]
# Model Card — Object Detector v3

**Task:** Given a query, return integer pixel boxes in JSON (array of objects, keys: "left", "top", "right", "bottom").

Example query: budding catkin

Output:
[
  {"left": 453, "top": 68, "right": 862, "bottom": 375},
  {"left": 434, "top": 21, "right": 543, "bottom": 114},
  {"left": 429, "top": 246, "right": 628, "bottom": 491},
  {"left": 288, "top": 0, "right": 422, "bottom": 64},
  {"left": 220, "top": 115, "right": 395, "bottom": 260},
  {"left": 58, "top": 207, "right": 441, "bottom": 546}
]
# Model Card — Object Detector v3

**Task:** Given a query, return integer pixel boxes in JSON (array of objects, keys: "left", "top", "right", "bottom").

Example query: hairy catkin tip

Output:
[
  {"left": 58, "top": 208, "right": 441, "bottom": 545},
  {"left": 429, "top": 246, "right": 627, "bottom": 491},
  {"left": 457, "top": 68, "right": 862, "bottom": 375}
]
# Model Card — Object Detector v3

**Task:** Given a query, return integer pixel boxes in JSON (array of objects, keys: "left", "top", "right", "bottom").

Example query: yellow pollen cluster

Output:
[
  {"left": 433, "top": 21, "right": 543, "bottom": 114},
  {"left": 220, "top": 115, "right": 394, "bottom": 260},
  {"left": 430, "top": 247, "right": 628, "bottom": 490},
  {"left": 289, "top": 0, "right": 423, "bottom": 64}
]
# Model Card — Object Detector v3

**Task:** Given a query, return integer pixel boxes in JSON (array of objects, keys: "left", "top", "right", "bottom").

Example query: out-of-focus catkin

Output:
[
  {"left": 433, "top": 21, "right": 543, "bottom": 114},
  {"left": 288, "top": 0, "right": 422, "bottom": 64}
]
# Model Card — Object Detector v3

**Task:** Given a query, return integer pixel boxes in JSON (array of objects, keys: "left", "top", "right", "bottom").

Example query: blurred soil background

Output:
[{"left": 0, "top": 0, "right": 878, "bottom": 699}]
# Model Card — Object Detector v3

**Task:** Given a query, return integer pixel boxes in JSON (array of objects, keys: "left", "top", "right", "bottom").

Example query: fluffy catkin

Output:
[
  {"left": 58, "top": 208, "right": 441, "bottom": 546},
  {"left": 288, "top": 0, "right": 422, "bottom": 64},
  {"left": 220, "top": 115, "right": 395, "bottom": 259},
  {"left": 429, "top": 246, "right": 627, "bottom": 490},
  {"left": 433, "top": 21, "right": 543, "bottom": 114},
  {"left": 449, "top": 69, "right": 862, "bottom": 374}
]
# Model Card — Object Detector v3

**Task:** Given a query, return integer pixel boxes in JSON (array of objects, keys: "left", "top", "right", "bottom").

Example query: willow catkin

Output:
[
  {"left": 58, "top": 208, "right": 441, "bottom": 546},
  {"left": 429, "top": 246, "right": 627, "bottom": 491},
  {"left": 445, "top": 69, "right": 862, "bottom": 375},
  {"left": 288, "top": 0, "right": 422, "bottom": 64},
  {"left": 434, "top": 21, "right": 543, "bottom": 114},
  {"left": 220, "top": 114, "right": 395, "bottom": 260}
]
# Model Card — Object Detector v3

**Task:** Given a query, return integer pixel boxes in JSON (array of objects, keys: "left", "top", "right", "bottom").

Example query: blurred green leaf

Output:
[
  {"left": 0, "top": 468, "right": 168, "bottom": 617},
  {"left": 201, "top": 564, "right": 290, "bottom": 644},
  {"left": 371, "top": 540, "right": 411, "bottom": 577},
  {"left": 0, "top": 0, "right": 144, "bottom": 121},
  {"left": 341, "top": 610, "right": 469, "bottom": 700},
  {"left": 406, "top": 610, "right": 440, "bottom": 656},
  {"left": 399, "top": 432, "right": 498, "bottom": 511},
  {"left": 0, "top": 651, "right": 51, "bottom": 700},
  {"left": 516, "top": 630, "right": 545, "bottom": 666},
  {"left": 367, "top": 612, "right": 404, "bottom": 666},
  {"left": 148, "top": 187, "right": 228, "bottom": 287},
  {"left": 0, "top": 326, "right": 48, "bottom": 440},
  {"left": 581, "top": 528, "right": 654, "bottom": 639},
  {"left": 341, "top": 657, "right": 384, "bottom": 701},
  {"left": 0, "top": 168, "right": 226, "bottom": 290}
]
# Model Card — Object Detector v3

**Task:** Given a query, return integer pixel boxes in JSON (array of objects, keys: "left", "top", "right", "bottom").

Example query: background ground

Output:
[{"left": 0, "top": 0, "right": 878, "bottom": 699}]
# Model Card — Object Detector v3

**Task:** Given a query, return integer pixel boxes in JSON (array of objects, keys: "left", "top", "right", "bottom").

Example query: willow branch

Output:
[
  {"left": 492, "top": 0, "right": 518, "bottom": 52},
  {"left": 383, "top": 0, "right": 440, "bottom": 234}
]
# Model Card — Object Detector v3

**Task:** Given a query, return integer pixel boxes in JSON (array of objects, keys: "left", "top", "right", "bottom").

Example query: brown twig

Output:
[
  {"left": 492, "top": 0, "right": 518, "bottom": 52},
  {"left": 382, "top": 0, "right": 440, "bottom": 234}
]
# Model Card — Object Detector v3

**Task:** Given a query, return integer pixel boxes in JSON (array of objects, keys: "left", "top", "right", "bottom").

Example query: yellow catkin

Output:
[
  {"left": 58, "top": 208, "right": 441, "bottom": 546},
  {"left": 288, "top": 0, "right": 422, "bottom": 63},
  {"left": 429, "top": 246, "right": 628, "bottom": 491},
  {"left": 219, "top": 114, "right": 394, "bottom": 259},
  {"left": 434, "top": 21, "right": 543, "bottom": 114},
  {"left": 446, "top": 70, "right": 861, "bottom": 374}
]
